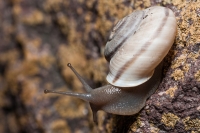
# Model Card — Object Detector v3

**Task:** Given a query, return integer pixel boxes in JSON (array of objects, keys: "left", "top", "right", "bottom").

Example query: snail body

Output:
[{"left": 44, "top": 6, "right": 177, "bottom": 123}]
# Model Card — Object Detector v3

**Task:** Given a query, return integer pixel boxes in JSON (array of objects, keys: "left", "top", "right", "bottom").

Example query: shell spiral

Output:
[{"left": 105, "top": 6, "right": 177, "bottom": 87}]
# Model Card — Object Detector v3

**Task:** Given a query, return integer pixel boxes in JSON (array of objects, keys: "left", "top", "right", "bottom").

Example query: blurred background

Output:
[
  {"left": 0, "top": 0, "right": 200, "bottom": 133},
  {"left": 0, "top": 0, "right": 135, "bottom": 132}
]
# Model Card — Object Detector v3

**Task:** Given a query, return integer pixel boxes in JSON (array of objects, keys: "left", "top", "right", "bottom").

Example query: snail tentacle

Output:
[
  {"left": 44, "top": 89, "right": 92, "bottom": 102},
  {"left": 67, "top": 63, "right": 93, "bottom": 92}
]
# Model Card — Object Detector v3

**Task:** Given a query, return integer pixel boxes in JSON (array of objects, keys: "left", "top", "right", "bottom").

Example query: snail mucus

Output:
[{"left": 44, "top": 6, "right": 177, "bottom": 123}]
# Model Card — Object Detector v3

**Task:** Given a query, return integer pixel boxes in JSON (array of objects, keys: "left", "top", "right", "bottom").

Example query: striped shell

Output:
[{"left": 105, "top": 6, "right": 177, "bottom": 87}]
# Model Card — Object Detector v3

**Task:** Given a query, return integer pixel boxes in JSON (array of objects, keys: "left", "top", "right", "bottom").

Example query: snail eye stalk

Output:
[{"left": 44, "top": 63, "right": 92, "bottom": 102}]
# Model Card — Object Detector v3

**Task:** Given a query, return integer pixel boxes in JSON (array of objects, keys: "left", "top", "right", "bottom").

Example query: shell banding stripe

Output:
[
  {"left": 105, "top": 11, "right": 145, "bottom": 61},
  {"left": 111, "top": 8, "right": 170, "bottom": 83}
]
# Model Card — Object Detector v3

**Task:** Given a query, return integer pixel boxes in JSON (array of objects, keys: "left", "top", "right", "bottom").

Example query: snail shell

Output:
[{"left": 105, "top": 6, "right": 177, "bottom": 87}]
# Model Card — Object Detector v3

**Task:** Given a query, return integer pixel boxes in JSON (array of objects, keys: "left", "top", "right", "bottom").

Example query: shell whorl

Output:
[
  {"left": 104, "top": 10, "right": 144, "bottom": 61},
  {"left": 105, "top": 6, "right": 177, "bottom": 87}
]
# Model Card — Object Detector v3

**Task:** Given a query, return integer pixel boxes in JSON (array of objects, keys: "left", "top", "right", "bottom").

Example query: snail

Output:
[{"left": 44, "top": 6, "right": 177, "bottom": 123}]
